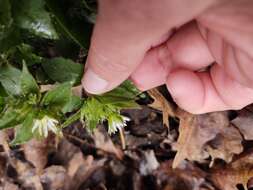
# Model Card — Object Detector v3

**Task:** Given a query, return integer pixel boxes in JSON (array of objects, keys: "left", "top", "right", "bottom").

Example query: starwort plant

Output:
[{"left": 0, "top": 0, "right": 142, "bottom": 145}]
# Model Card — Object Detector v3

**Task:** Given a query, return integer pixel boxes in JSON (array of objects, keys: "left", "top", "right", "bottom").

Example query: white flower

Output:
[
  {"left": 108, "top": 115, "right": 130, "bottom": 135},
  {"left": 32, "top": 115, "right": 59, "bottom": 138}
]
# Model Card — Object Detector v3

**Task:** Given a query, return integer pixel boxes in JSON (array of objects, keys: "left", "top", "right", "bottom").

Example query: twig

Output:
[
  {"left": 119, "top": 128, "right": 126, "bottom": 150},
  {"left": 62, "top": 110, "right": 81, "bottom": 128}
]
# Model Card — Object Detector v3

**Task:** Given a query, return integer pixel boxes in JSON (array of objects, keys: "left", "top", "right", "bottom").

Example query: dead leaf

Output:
[
  {"left": 93, "top": 127, "right": 123, "bottom": 159},
  {"left": 66, "top": 157, "right": 106, "bottom": 190},
  {"left": 155, "top": 160, "right": 215, "bottom": 190},
  {"left": 23, "top": 139, "right": 49, "bottom": 174},
  {"left": 211, "top": 150, "right": 253, "bottom": 190},
  {"left": 13, "top": 159, "right": 43, "bottom": 190},
  {"left": 54, "top": 138, "right": 81, "bottom": 165},
  {"left": 40, "top": 165, "right": 67, "bottom": 190},
  {"left": 206, "top": 126, "right": 243, "bottom": 167},
  {"left": 139, "top": 150, "right": 159, "bottom": 175},
  {"left": 0, "top": 156, "right": 6, "bottom": 180},
  {"left": 0, "top": 132, "right": 41, "bottom": 190},
  {"left": 173, "top": 111, "right": 243, "bottom": 168},
  {"left": 148, "top": 88, "right": 175, "bottom": 127},
  {"left": 0, "top": 181, "right": 19, "bottom": 190},
  {"left": 232, "top": 108, "right": 253, "bottom": 140},
  {"left": 67, "top": 152, "right": 87, "bottom": 178},
  {"left": 0, "top": 131, "right": 10, "bottom": 154}
]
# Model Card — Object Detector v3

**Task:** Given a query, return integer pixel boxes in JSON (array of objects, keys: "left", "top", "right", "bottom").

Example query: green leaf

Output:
[
  {"left": 45, "top": 0, "right": 92, "bottom": 49},
  {"left": 62, "top": 95, "right": 82, "bottom": 113},
  {"left": 0, "top": 26, "right": 21, "bottom": 53},
  {"left": 97, "top": 96, "right": 140, "bottom": 109},
  {"left": 96, "top": 80, "right": 141, "bottom": 109},
  {"left": 41, "top": 83, "right": 72, "bottom": 111},
  {"left": 0, "top": 83, "right": 8, "bottom": 97},
  {"left": 0, "top": 108, "right": 19, "bottom": 129},
  {"left": 0, "top": 104, "right": 31, "bottom": 129},
  {"left": 80, "top": 81, "right": 140, "bottom": 132},
  {"left": 0, "top": 64, "right": 21, "bottom": 96},
  {"left": 0, "top": 96, "right": 5, "bottom": 113},
  {"left": 10, "top": 112, "right": 35, "bottom": 146},
  {"left": 20, "top": 62, "right": 39, "bottom": 95},
  {"left": 0, "top": 0, "right": 12, "bottom": 37},
  {"left": 81, "top": 97, "right": 107, "bottom": 131},
  {"left": 11, "top": 44, "right": 43, "bottom": 66},
  {"left": 104, "top": 80, "right": 141, "bottom": 99},
  {"left": 35, "top": 67, "right": 50, "bottom": 84},
  {"left": 42, "top": 57, "right": 83, "bottom": 84},
  {"left": 10, "top": 0, "right": 58, "bottom": 39}
]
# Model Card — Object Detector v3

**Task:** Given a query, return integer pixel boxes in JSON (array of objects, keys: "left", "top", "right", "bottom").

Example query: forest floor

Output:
[{"left": 0, "top": 88, "right": 253, "bottom": 190}]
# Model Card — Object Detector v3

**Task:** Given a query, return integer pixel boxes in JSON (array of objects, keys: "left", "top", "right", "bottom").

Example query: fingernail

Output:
[{"left": 82, "top": 69, "right": 108, "bottom": 94}]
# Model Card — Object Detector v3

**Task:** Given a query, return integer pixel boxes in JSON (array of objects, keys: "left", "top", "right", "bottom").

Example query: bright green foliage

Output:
[
  {"left": 42, "top": 57, "right": 84, "bottom": 85},
  {"left": 0, "top": 0, "right": 142, "bottom": 145},
  {"left": 62, "top": 95, "right": 82, "bottom": 114},
  {"left": 41, "top": 83, "right": 72, "bottom": 112},
  {"left": 81, "top": 81, "right": 140, "bottom": 133},
  {"left": 20, "top": 62, "right": 40, "bottom": 95},
  {"left": 0, "top": 64, "right": 78, "bottom": 144},
  {"left": 0, "top": 102, "right": 32, "bottom": 130},
  {"left": 0, "top": 64, "right": 22, "bottom": 96},
  {"left": 11, "top": 0, "right": 58, "bottom": 39},
  {"left": 0, "top": 61, "right": 140, "bottom": 144},
  {"left": 11, "top": 112, "right": 35, "bottom": 145}
]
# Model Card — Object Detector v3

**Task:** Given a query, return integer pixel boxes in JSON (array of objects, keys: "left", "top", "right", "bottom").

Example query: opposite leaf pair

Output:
[{"left": 0, "top": 63, "right": 78, "bottom": 145}]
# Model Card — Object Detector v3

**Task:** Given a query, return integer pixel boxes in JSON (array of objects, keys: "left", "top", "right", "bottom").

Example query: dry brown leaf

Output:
[
  {"left": 0, "top": 131, "right": 43, "bottom": 190},
  {"left": 211, "top": 150, "right": 253, "bottom": 190},
  {"left": 67, "top": 152, "right": 88, "bottom": 178},
  {"left": 173, "top": 111, "right": 243, "bottom": 168},
  {"left": 155, "top": 160, "right": 215, "bottom": 190},
  {"left": 0, "top": 131, "right": 10, "bottom": 153},
  {"left": 93, "top": 127, "right": 123, "bottom": 159},
  {"left": 148, "top": 88, "right": 175, "bottom": 127},
  {"left": 206, "top": 126, "right": 243, "bottom": 167},
  {"left": 55, "top": 137, "right": 107, "bottom": 190},
  {"left": 54, "top": 138, "right": 81, "bottom": 165},
  {"left": 0, "top": 181, "right": 19, "bottom": 190},
  {"left": 53, "top": 138, "right": 103, "bottom": 190},
  {"left": 139, "top": 150, "right": 159, "bottom": 175},
  {"left": 13, "top": 159, "right": 43, "bottom": 190},
  {"left": 23, "top": 138, "right": 49, "bottom": 174},
  {"left": 40, "top": 165, "right": 67, "bottom": 190},
  {"left": 232, "top": 108, "right": 253, "bottom": 140},
  {"left": 66, "top": 157, "right": 106, "bottom": 190}
]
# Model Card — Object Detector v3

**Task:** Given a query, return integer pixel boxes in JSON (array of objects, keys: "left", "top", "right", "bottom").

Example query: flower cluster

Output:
[
  {"left": 107, "top": 114, "right": 130, "bottom": 135},
  {"left": 32, "top": 115, "right": 60, "bottom": 138}
]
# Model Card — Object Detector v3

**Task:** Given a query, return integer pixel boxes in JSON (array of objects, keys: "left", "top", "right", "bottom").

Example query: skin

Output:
[{"left": 82, "top": 0, "right": 253, "bottom": 114}]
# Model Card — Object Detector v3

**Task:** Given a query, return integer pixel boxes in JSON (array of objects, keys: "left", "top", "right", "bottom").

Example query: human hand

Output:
[{"left": 82, "top": 0, "right": 253, "bottom": 114}]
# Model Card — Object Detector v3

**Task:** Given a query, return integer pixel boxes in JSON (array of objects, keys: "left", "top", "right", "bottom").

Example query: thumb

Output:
[{"left": 82, "top": 1, "right": 156, "bottom": 94}]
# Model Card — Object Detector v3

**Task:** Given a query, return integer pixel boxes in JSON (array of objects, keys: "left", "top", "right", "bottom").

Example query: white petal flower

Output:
[
  {"left": 32, "top": 115, "right": 59, "bottom": 138},
  {"left": 108, "top": 115, "right": 130, "bottom": 135}
]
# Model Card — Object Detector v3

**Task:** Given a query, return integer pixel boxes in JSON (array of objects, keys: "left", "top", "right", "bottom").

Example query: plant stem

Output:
[{"left": 62, "top": 110, "right": 81, "bottom": 128}]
